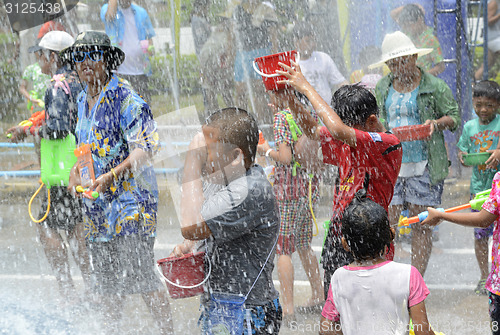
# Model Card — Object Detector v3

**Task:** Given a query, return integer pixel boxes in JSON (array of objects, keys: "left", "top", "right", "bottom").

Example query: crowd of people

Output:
[{"left": 5, "top": 0, "right": 500, "bottom": 334}]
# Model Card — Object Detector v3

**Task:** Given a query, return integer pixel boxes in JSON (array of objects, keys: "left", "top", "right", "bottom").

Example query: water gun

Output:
[
  {"left": 76, "top": 185, "right": 99, "bottom": 199},
  {"left": 259, "top": 131, "right": 266, "bottom": 145},
  {"left": 6, "top": 110, "right": 46, "bottom": 139},
  {"left": 27, "top": 90, "right": 45, "bottom": 111},
  {"left": 398, "top": 209, "right": 411, "bottom": 236},
  {"left": 400, "top": 189, "right": 491, "bottom": 226}
]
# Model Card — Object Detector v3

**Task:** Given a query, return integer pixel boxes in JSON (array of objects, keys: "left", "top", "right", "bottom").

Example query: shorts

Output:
[
  {"left": 200, "top": 297, "right": 282, "bottom": 335},
  {"left": 234, "top": 47, "right": 271, "bottom": 82},
  {"left": 472, "top": 194, "right": 495, "bottom": 239},
  {"left": 489, "top": 36, "right": 500, "bottom": 53},
  {"left": 87, "top": 234, "right": 162, "bottom": 296},
  {"left": 490, "top": 292, "right": 500, "bottom": 335},
  {"left": 39, "top": 186, "right": 82, "bottom": 232},
  {"left": 276, "top": 198, "right": 318, "bottom": 255},
  {"left": 390, "top": 169, "right": 444, "bottom": 207}
]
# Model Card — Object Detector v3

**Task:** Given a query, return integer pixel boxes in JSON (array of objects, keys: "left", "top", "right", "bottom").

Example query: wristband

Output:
[
  {"left": 265, "top": 149, "right": 272, "bottom": 157},
  {"left": 111, "top": 168, "right": 118, "bottom": 181}
]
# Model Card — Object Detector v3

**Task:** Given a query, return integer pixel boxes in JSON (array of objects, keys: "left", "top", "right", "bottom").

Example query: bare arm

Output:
[
  {"left": 277, "top": 62, "right": 357, "bottom": 147},
  {"left": 422, "top": 207, "right": 497, "bottom": 228},
  {"left": 409, "top": 302, "right": 435, "bottom": 335},
  {"left": 179, "top": 133, "right": 212, "bottom": 240},
  {"left": 489, "top": 1, "right": 500, "bottom": 25},
  {"left": 105, "top": 0, "right": 118, "bottom": 21},
  {"left": 257, "top": 141, "right": 293, "bottom": 165}
]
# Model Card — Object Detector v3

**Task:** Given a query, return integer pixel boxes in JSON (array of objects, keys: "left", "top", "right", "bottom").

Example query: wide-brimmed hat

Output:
[
  {"left": 368, "top": 31, "right": 433, "bottom": 69},
  {"left": 61, "top": 31, "right": 125, "bottom": 70}
]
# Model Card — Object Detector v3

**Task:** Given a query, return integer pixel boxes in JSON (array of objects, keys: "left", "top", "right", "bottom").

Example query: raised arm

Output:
[{"left": 277, "top": 61, "right": 357, "bottom": 147}]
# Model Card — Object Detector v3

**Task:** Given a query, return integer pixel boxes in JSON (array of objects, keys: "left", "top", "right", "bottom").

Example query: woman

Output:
[
  {"left": 371, "top": 31, "right": 460, "bottom": 276},
  {"left": 64, "top": 31, "right": 173, "bottom": 334}
]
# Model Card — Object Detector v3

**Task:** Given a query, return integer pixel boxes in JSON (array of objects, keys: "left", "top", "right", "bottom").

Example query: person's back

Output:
[{"left": 320, "top": 193, "right": 433, "bottom": 335}]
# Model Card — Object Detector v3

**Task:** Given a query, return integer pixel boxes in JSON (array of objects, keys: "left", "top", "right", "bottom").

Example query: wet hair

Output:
[
  {"left": 341, "top": 190, "right": 393, "bottom": 261},
  {"left": 330, "top": 84, "right": 379, "bottom": 127},
  {"left": 473, "top": 80, "right": 500, "bottom": 102},
  {"left": 398, "top": 4, "right": 425, "bottom": 25},
  {"left": 292, "top": 21, "right": 315, "bottom": 41},
  {"left": 205, "top": 107, "right": 259, "bottom": 169}
]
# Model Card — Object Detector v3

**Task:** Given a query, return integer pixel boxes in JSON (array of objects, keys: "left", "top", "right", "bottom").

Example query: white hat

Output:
[
  {"left": 33, "top": 31, "right": 75, "bottom": 53},
  {"left": 368, "top": 31, "right": 433, "bottom": 69}
]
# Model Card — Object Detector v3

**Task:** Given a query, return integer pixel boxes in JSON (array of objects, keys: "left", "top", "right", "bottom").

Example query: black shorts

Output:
[
  {"left": 39, "top": 186, "right": 82, "bottom": 232},
  {"left": 87, "top": 234, "right": 162, "bottom": 296}
]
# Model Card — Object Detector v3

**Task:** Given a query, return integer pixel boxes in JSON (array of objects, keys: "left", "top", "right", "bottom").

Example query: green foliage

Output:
[
  {"left": 149, "top": 53, "right": 202, "bottom": 95},
  {"left": 0, "top": 34, "right": 22, "bottom": 121},
  {"left": 473, "top": 47, "right": 500, "bottom": 84}
]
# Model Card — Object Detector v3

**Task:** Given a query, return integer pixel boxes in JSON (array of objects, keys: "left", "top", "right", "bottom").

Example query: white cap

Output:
[{"left": 38, "top": 31, "right": 75, "bottom": 52}]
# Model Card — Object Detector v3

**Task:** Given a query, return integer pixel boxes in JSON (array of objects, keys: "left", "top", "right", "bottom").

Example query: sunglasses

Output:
[{"left": 73, "top": 50, "right": 104, "bottom": 63}]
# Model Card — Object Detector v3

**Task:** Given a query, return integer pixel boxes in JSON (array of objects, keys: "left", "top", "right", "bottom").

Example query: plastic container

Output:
[
  {"left": 156, "top": 252, "right": 210, "bottom": 299},
  {"left": 40, "top": 134, "right": 77, "bottom": 189},
  {"left": 392, "top": 124, "right": 432, "bottom": 142},
  {"left": 462, "top": 152, "right": 492, "bottom": 166},
  {"left": 253, "top": 50, "right": 299, "bottom": 91}
]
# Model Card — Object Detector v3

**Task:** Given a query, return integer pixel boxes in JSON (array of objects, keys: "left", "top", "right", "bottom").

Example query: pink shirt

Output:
[
  {"left": 322, "top": 261, "right": 429, "bottom": 335},
  {"left": 481, "top": 171, "right": 500, "bottom": 294}
]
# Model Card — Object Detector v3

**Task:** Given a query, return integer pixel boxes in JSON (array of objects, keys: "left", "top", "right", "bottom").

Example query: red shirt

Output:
[{"left": 320, "top": 127, "right": 402, "bottom": 224}]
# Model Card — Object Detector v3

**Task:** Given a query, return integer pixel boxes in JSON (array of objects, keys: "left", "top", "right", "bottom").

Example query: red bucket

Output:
[
  {"left": 156, "top": 251, "right": 210, "bottom": 299},
  {"left": 253, "top": 50, "right": 299, "bottom": 91},
  {"left": 392, "top": 124, "right": 432, "bottom": 142}
]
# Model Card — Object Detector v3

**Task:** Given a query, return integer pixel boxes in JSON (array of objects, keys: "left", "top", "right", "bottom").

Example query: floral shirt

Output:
[
  {"left": 75, "top": 75, "right": 159, "bottom": 242},
  {"left": 22, "top": 63, "right": 50, "bottom": 101},
  {"left": 482, "top": 172, "right": 500, "bottom": 294},
  {"left": 415, "top": 27, "right": 444, "bottom": 71}
]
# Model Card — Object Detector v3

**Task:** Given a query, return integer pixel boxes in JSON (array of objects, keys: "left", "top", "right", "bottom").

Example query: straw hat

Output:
[{"left": 368, "top": 31, "right": 433, "bottom": 69}]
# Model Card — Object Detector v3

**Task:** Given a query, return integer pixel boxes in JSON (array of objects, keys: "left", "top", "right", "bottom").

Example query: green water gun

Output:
[{"left": 400, "top": 189, "right": 491, "bottom": 226}]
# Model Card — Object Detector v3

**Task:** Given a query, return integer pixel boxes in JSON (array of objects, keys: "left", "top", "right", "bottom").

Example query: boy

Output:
[
  {"left": 293, "top": 21, "right": 348, "bottom": 106},
  {"left": 423, "top": 177, "right": 500, "bottom": 335},
  {"left": 174, "top": 108, "right": 282, "bottom": 334},
  {"left": 257, "top": 91, "right": 324, "bottom": 324},
  {"left": 457, "top": 80, "right": 500, "bottom": 295},
  {"left": 277, "top": 63, "right": 403, "bottom": 297},
  {"left": 6, "top": 31, "right": 90, "bottom": 305}
]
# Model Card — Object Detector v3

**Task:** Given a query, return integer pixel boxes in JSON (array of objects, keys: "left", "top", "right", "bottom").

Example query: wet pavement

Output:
[{"left": 0, "top": 168, "right": 491, "bottom": 334}]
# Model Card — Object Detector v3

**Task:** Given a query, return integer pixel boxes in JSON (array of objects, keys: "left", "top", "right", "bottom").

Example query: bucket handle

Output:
[
  {"left": 252, "top": 52, "right": 300, "bottom": 78},
  {"left": 155, "top": 253, "right": 212, "bottom": 290}
]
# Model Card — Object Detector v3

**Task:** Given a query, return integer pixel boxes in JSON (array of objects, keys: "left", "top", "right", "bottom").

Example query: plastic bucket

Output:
[
  {"left": 392, "top": 124, "right": 432, "bottom": 142},
  {"left": 207, "top": 293, "right": 247, "bottom": 335},
  {"left": 253, "top": 50, "right": 299, "bottom": 91},
  {"left": 156, "top": 251, "right": 211, "bottom": 299},
  {"left": 463, "top": 152, "right": 492, "bottom": 166}
]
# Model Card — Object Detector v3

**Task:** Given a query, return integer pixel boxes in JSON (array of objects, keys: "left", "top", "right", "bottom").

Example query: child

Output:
[
  {"left": 174, "top": 108, "right": 282, "bottom": 334},
  {"left": 423, "top": 175, "right": 500, "bottom": 335},
  {"left": 293, "top": 21, "right": 348, "bottom": 105},
  {"left": 457, "top": 80, "right": 500, "bottom": 295},
  {"left": 256, "top": 91, "right": 323, "bottom": 323},
  {"left": 320, "top": 192, "right": 434, "bottom": 335},
  {"left": 277, "top": 62, "right": 403, "bottom": 298}
]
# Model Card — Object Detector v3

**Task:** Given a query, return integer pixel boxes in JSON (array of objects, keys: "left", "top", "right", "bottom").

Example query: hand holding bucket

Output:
[{"left": 253, "top": 50, "right": 300, "bottom": 91}]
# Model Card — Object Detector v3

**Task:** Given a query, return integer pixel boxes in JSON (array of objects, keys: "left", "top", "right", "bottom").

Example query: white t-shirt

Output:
[
  {"left": 299, "top": 51, "right": 346, "bottom": 104},
  {"left": 118, "top": 6, "right": 145, "bottom": 75},
  {"left": 322, "top": 261, "right": 429, "bottom": 335}
]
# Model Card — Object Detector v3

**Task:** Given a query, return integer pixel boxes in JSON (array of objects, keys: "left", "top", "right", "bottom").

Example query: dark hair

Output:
[
  {"left": 473, "top": 80, "right": 500, "bottom": 102},
  {"left": 205, "top": 107, "right": 259, "bottom": 169},
  {"left": 292, "top": 21, "right": 315, "bottom": 41},
  {"left": 341, "top": 190, "right": 393, "bottom": 261},
  {"left": 398, "top": 4, "right": 425, "bottom": 25},
  {"left": 330, "top": 84, "right": 379, "bottom": 126}
]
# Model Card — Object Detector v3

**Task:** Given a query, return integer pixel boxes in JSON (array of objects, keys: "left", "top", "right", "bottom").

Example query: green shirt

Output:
[
  {"left": 375, "top": 68, "right": 461, "bottom": 185},
  {"left": 414, "top": 27, "right": 444, "bottom": 71},
  {"left": 457, "top": 115, "right": 500, "bottom": 194}
]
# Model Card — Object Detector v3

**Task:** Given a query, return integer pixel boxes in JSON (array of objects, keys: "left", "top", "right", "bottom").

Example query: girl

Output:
[{"left": 320, "top": 191, "right": 434, "bottom": 335}]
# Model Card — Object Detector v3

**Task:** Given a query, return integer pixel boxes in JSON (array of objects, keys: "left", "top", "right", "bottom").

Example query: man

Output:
[{"left": 101, "top": 0, "right": 155, "bottom": 101}]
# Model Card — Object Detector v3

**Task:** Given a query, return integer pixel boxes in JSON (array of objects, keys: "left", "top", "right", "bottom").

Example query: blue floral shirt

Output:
[{"left": 75, "top": 75, "right": 159, "bottom": 242}]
